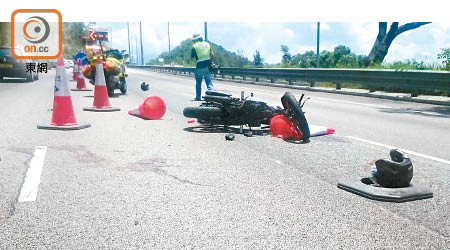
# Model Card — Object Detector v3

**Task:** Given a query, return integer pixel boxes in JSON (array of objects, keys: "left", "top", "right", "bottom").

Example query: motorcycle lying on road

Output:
[{"left": 183, "top": 91, "right": 311, "bottom": 143}]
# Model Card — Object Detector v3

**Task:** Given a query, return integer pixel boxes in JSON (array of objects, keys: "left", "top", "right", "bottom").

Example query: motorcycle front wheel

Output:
[{"left": 281, "top": 92, "right": 311, "bottom": 142}]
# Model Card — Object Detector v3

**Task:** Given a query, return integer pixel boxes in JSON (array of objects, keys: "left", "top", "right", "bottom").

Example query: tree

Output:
[
  {"left": 291, "top": 51, "right": 316, "bottom": 68},
  {"left": 334, "top": 45, "right": 351, "bottom": 64},
  {"left": 438, "top": 48, "right": 450, "bottom": 70},
  {"left": 62, "top": 22, "right": 86, "bottom": 59},
  {"left": 0, "top": 23, "right": 11, "bottom": 46},
  {"left": 253, "top": 50, "right": 263, "bottom": 66},
  {"left": 336, "top": 53, "right": 358, "bottom": 68},
  {"left": 319, "top": 51, "right": 335, "bottom": 68},
  {"left": 366, "top": 22, "right": 431, "bottom": 65},
  {"left": 281, "top": 45, "right": 291, "bottom": 64},
  {"left": 148, "top": 38, "right": 250, "bottom": 67}
]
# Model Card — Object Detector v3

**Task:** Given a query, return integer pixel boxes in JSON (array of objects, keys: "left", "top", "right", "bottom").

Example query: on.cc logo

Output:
[{"left": 23, "top": 16, "right": 50, "bottom": 44}]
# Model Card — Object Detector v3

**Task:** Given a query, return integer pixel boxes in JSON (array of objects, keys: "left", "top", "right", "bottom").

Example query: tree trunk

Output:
[{"left": 365, "top": 22, "right": 431, "bottom": 66}]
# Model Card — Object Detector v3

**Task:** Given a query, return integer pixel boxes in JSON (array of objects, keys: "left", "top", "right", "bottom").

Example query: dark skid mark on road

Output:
[
  {"left": 51, "top": 145, "right": 107, "bottom": 165},
  {"left": 127, "top": 158, "right": 208, "bottom": 186}
]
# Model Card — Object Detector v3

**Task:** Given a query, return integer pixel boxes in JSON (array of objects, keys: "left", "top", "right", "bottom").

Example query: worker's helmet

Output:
[{"left": 192, "top": 33, "right": 202, "bottom": 41}]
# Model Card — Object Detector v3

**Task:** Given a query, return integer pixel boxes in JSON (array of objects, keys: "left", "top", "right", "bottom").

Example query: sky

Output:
[{"left": 96, "top": 22, "right": 450, "bottom": 65}]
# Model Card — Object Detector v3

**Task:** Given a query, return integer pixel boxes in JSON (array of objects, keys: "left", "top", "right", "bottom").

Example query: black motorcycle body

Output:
[{"left": 183, "top": 91, "right": 311, "bottom": 142}]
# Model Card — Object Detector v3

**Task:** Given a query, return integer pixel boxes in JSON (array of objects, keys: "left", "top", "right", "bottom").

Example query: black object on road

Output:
[
  {"left": 225, "top": 133, "right": 235, "bottom": 141},
  {"left": 337, "top": 177, "right": 433, "bottom": 203},
  {"left": 183, "top": 91, "right": 310, "bottom": 143},
  {"left": 244, "top": 131, "right": 253, "bottom": 137},
  {"left": 141, "top": 82, "right": 149, "bottom": 91},
  {"left": 370, "top": 149, "right": 413, "bottom": 188},
  {"left": 337, "top": 149, "right": 432, "bottom": 202}
]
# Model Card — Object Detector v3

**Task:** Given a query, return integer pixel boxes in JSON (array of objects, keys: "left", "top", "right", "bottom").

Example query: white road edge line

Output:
[
  {"left": 346, "top": 136, "right": 450, "bottom": 165},
  {"left": 182, "top": 93, "right": 193, "bottom": 97},
  {"left": 18, "top": 146, "right": 48, "bottom": 202}
]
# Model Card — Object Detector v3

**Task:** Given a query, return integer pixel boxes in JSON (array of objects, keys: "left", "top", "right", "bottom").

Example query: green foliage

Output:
[
  {"left": 62, "top": 22, "right": 85, "bottom": 59},
  {"left": 0, "top": 23, "right": 11, "bottom": 46},
  {"left": 291, "top": 51, "right": 316, "bottom": 68},
  {"left": 149, "top": 39, "right": 250, "bottom": 67},
  {"left": 336, "top": 53, "right": 358, "bottom": 68},
  {"left": 253, "top": 50, "right": 263, "bottom": 66},
  {"left": 357, "top": 55, "right": 369, "bottom": 68},
  {"left": 437, "top": 48, "right": 450, "bottom": 70},
  {"left": 319, "top": 51, "right": 335, "bottom": 68},
  {"left": 281, "top": 45, "right": 291, "bottom": 64},
  {"left": 333, "top": 45, "right": 351, "bottom": 63},
  {"left": 368, "top": 59, "right": 438, "bottom": 70}
]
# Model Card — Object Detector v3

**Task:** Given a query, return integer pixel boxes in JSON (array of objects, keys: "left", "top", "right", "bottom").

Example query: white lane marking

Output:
[
  {"left": 183, "top": 93, "right": 193, "bottom": 98},
  {"left": 311, "top": 96, "right": 392, "bottom": 109},
  {"left": 18, "top": 146, "right": 48, "bottom": 202},
  {"left": 346, "top": 136, "right": 450, "bottom": 165}
]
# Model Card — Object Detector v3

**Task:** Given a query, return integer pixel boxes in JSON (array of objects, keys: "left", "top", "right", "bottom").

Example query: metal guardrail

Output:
[{"left": 128, "top": 65, "right": 450, "bottom": 97}]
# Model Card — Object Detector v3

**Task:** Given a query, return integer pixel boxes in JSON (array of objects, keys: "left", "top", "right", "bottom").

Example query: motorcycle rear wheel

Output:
[
  {"left": 281, "top": 92, "right": 311, "bottom": 142},
  {"left": 183, "top": 107, "right": 223, "bottom": 119}
]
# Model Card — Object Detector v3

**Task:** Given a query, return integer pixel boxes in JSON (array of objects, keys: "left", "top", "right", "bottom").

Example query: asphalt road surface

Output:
[{"left": 0, "top": 67, "right": 449, "bottom": 249}]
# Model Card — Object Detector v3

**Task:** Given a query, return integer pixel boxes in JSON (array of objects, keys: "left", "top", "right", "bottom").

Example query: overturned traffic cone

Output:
[
  {"left": 270, "top": 115, "right": 303, "bottom": 140},
  {"left": 309, "top": 125, "right": 335, "bottom": 137},
  {"left": 71, "top": 60, "right": 78, "bottom": 81},
  {"left": 71, "top": 59, "right": 91, "bottom": 91},
  {"left": 128, "top": 95, "right": 166, "bottom": 120},
  {"left": 83, "top": 56, "right": 120, "bottom": 112},
  {"left": 37, "top": 55, "right": 91, "bottom": 130}
]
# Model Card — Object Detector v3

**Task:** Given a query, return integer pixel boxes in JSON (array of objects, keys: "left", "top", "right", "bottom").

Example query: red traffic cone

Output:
[
  {"left": 128, "top": 95, "right": 166, "bottom": 120},
  {"left": 269, "top": 115, "right": 303, "bottom": 140},
  {"left": 71, "top": 58, "right": 91, "bottom": 91},
  {"left": 71, "top": 60, "right": 78, "bottom": 81},
  {"left": 309, "top": 125, "right": 335, "bottom": 137},
  {"left": 83, "top": 55, "right": 120, "bottom": 112},
  {"left": 37, "top": 55, "right": 90, "bottom": 130}
]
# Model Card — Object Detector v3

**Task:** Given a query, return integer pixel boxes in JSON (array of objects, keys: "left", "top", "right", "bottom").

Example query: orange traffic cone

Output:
[
  {"left": 37, "top": 55, "right": 91, "bottom": 130},
  {"left": 71, "top": 60, "right": 78, "bottom": 81},
  {"left": 128, "top": 95, "right": 166, "bottom": 120},
  {"left": 71, "top": 59, "right": 91, "bottom": 91},
  {"left": 270, "top": 115, "right": 303, "bottom": 140},
  {"left": 83, "top": 55, "right": 120, "bottom": 112}
]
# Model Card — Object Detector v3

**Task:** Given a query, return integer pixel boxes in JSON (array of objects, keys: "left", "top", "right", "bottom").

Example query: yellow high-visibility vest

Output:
[{"left": 193, "top": 41, "right": 211, "bottom": 62}]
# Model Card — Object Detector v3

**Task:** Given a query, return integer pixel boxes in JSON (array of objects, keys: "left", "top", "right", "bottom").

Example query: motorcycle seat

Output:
[
  {"left": 204, "top": 95, "right": 236, "bottom": 104},
  {"left": 205, "top": 90, "right": 232, "bottom": 97}
]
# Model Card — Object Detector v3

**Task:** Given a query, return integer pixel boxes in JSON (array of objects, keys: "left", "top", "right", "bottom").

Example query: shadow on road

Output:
[{"left": 183, "top": 125, "right": 270, "bottom": 136}]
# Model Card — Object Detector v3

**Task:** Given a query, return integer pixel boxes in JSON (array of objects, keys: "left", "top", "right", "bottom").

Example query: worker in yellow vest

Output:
[{"left": 191, "top": 33, "right": 215, "bottom": 101}]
